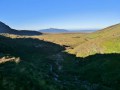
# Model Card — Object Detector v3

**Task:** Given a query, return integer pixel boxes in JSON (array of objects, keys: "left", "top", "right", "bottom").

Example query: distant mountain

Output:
[
  {"left": 0, "top": 21, "right": 42, "bottom": 36},
  {"left": 39, "top": 28, "right": 69, "bottom": 33},
  {"left": 39, "top": 28, "right": 98, "bottom": 33}
]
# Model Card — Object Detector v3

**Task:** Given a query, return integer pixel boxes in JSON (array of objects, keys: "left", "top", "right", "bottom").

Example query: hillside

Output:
[
  {"left": 0, "top": 23, "right": 120, "bottom": 90},
  {"left": 0, "top": 32, "right": 120, "bottom": 90},
  {"left": 69, "top": 23, "right": 120, "bottom": 57},
  {"left": 0, "top": 21, "right": 42, "bottom": 36},
  {"left": 38, "top": 24, "right": 120, "bottom": 57},
  {"left": 0, "top": 21, "right": 12, "bottom": 33},
  {"left": 39, "top": 28, "right": 69, "bottom": 33}
]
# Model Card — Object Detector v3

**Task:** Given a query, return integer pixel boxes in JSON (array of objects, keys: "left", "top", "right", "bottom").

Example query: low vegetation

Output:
[
  {"left": 38, "top": 24, "right": 120, "bottom": 57},
  {"left": 0, "top": 23, "right": 120, "bottom": 90}
]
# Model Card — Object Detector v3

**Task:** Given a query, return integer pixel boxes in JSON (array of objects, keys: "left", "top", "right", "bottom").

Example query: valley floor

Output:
[{"left": 0, "top": 31, "right": 120, "bottom": 90}]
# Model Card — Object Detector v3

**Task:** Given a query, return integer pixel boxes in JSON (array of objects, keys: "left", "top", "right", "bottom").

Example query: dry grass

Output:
[
  {"left": 1, "top": 23, "right": 120, "bottom": 57},
  {"left": 33, "top": 24, "right": 120, "bottom": 57}
]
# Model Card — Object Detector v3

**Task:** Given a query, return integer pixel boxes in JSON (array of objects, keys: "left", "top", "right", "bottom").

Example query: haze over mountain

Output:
[
  {"left": 39, "top": 28, "right": 98, "bottom": 33},
  {"left": 39, "top": 28, "right": 69, "bottom": 33},
  {"left": 68, "top": 29, "right": 98, "bottom": 33},
  {"left": 0, "top": 21, "right": 42, "bottom": 36}
]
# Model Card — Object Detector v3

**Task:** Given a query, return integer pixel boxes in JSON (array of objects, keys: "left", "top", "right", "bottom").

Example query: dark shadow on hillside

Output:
[
  {"left": 0, "top": 30, "right": 42, "bottom": 36},
  {"left": 8, "top": 29, "right": 43, "bottom": 36},
  {"left": 0, "top": 35, "right": 120, "bottom": 90},
  {"left": 0, "top": 35, "right": 65, "bottom": 90}
]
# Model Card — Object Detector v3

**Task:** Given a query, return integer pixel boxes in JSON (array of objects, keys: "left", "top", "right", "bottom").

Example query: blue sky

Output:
[{"left": 0, "top": 0, "right": 120, "bottom": 30}]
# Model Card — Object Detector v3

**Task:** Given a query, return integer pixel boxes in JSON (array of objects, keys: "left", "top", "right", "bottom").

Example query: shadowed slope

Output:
[
  {"left": 0, "top": 35, "right": 120, "bottom": 90},
  {"left": 0, "top": 21, "right": 12, "bottom": 33},
  {"left": 0, "top": 21, "right": 42, "bottom": 36},
  {"left": 0, "top": 35, "right": 65, "bottom": 90}
]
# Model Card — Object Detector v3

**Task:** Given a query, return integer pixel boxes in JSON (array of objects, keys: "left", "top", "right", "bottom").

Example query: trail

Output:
[
  {"left": 48, "top": 52, "right": 110, "bottom": 90},
  {"left": 48, "top": 53, "right": 64, "bottom": 82}
]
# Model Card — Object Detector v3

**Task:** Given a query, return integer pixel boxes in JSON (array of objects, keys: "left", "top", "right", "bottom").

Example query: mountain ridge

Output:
[
  {"left": 39, "top": 28, "right": 69, "bottom": 33},
  {"left": 0, "top": 21, "right": 42, "bottom": 36}
]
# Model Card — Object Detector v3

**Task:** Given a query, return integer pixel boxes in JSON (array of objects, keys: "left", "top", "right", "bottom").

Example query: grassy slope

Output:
[
  {"left": 0, "top": 24, "right": 120, "bottom": 90},
  {"left": 38, "top": 33, "right": 87, "bottom": 47},
  {"left": 37, "top": 24, "right": 120, "bottom": 57},
  {"left": 71, "top": 23, "right": 120, "bottom": 57}
]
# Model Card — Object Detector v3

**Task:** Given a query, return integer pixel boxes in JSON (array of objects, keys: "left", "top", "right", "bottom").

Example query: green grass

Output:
[
  {"left": 37, "top": 24, "right": 120, "bottom": 57},
  {"left": 0, "top": 23, "right": 120, "bottom": 90}
]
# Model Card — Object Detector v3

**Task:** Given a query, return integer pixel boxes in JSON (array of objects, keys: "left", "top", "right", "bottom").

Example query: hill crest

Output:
[{"left": 0, "top": 21, "right": 42, "bottom": 36}]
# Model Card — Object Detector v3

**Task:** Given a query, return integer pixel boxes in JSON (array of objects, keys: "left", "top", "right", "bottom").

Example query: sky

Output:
[{"left": 0, "top": 0, "right": 120, "bottom": 30}]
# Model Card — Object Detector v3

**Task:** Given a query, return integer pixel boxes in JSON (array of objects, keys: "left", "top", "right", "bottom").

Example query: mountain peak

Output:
[
  {"left": 49, "top": 28, "right": 56, "bottom": 29},
  {"left": 0, "top": 21, "right": 12, "bottom": 33},
  {"left": 39, "top": 28, "right": 68, "bottom": 33},
  {"left": 0, "top": 21, "right": 42, "bottom": 35}
]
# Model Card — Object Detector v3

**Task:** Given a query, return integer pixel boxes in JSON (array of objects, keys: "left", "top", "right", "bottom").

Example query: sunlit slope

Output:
[
  {"left": 69, "top": 24, "right": 120, "bottom": 57},
  {"left": 38, "top": 33, "right": 88, "bottom": 48},
  {"left": 37, "top": 24, "right": 120, "bottom": 57}
]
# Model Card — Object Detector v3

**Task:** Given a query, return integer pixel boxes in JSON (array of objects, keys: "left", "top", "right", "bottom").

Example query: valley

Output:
[
  {"left": 0, "top": 0, "right": 119, "bottom": 89},
  {"left": 0, "top": 23, "right": 120, "bottom": 90}
]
